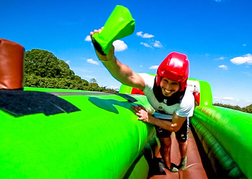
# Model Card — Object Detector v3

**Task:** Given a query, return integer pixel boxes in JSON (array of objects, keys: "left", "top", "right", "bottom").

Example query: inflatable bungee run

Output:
[
  {"left": 120, "top": 79, "right": 252, "bottom": 179},
  {"left": 1, "top": 6, "right": 252, "bottom": 179},
  {"left": 1, "top": 40, "right": 252, "bottom": 179}
]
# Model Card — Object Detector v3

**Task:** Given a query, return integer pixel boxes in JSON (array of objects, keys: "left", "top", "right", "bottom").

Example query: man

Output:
[{"left": 90, "top": 29, "right": 195, "bottom": 172}]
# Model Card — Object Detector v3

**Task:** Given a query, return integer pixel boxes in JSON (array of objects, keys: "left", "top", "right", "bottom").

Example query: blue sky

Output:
[{"left": 1, "top": 0, "right": 252, "bottom": 107}]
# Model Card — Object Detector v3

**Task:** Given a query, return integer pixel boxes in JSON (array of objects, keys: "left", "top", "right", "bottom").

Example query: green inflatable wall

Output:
[
  {"left": 0, "top": 87, "right": 158, "bottom": 179},
  {"left": 188, "top": 79, "right": 251, "bottom": 178},
  {"left": 191, "top": 106, "right": 252, "bottom": 178}
]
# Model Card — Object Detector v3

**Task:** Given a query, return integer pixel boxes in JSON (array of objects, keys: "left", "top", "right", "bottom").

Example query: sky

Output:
[{"left": 1, "top": 0, "right": 252, "bottom": 107}]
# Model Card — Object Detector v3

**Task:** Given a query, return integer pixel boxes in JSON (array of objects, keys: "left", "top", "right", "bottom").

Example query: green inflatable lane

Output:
[
  {"left": 0, "top": 87, "right": 157, "bottom": 179},
  {"left": 191, "top": 106, "right": 252, "bottom": 178},
  {"left": 186, "top": 78, "right": 251, "bottom": 178}
]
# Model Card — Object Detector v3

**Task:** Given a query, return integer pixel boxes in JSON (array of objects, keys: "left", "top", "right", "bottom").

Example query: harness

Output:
[{"left": 153, "top": 77, "right": 185, "bottom": 107}]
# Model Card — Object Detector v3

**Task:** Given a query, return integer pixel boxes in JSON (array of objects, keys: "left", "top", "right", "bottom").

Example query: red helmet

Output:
[{"left": 156, "top": 52, "right": 189, "bottom": 91}]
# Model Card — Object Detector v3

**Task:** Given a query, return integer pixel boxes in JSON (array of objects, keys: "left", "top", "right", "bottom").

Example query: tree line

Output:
[
  {"left": 214, "top": 103, "right": 252, "bottom": 114},
  {"left": 24, "top": 49, "right": 117, "bottom": 93}
]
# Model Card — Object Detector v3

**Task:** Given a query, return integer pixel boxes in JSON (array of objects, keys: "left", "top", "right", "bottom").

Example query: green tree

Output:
[
  {"left": 242, "top": 104, "right": 252, "bottom": 113},
  {"left": 23, "top": 49, "right": 117, "bottom": 93},
  {"left": 89, "top": 78, "right": 97, "bottom": 84},
  {"left": 89, "top": 78, "right": 98, "bottom": 88},
  {"left": 24, "top": 49, "right": 75, "bottom": 79}
]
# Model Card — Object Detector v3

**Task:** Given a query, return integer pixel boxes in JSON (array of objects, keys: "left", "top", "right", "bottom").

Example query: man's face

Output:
[{"left": 160, "top": 77, "right": 180, "bottom": 97}]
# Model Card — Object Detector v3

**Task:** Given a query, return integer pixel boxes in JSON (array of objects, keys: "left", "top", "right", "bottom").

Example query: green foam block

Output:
[{"left": 91, "top": 5, "right": 135, "bottom": 55}]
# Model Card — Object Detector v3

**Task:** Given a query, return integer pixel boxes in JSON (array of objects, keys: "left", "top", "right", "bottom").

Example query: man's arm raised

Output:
[{"left": 91, "top": 29, "right": 145, "bottom": 91}]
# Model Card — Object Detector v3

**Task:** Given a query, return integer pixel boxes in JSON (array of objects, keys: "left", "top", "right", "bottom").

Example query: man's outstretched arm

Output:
[{"left": 90, "top": 29, "right": 145, "bottom": 90}]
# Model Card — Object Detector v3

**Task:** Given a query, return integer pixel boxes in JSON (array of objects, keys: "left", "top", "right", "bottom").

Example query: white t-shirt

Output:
[{"left": 139, "top": 73, "right": 195, "bottom": 118}]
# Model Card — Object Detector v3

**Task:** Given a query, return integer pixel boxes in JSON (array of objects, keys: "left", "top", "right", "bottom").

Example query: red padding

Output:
[
  {"left": 131, "top": 88, "right": 145, "bottom": 95},
  {"left": 193, "top": 92, "right": 200, "bottom": 106}
]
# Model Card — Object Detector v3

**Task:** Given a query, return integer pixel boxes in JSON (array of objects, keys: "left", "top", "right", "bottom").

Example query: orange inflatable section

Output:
[{"left": 0, "top": 39, "right": 24, "bottom": 89}]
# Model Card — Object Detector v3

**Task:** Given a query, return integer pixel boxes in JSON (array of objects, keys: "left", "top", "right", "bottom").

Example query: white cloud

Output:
[
  {"left": 136, "top": 31, "right": 154, "bottom": 38},
  {"left": 137, "top": 31, "right": 163, "bottom": 48},
  {"left": 113, "top": 40, "right": 128, "bottom": 52},
  {"left": 143, "top": 33, "right": 154, "bottom": 38},
  {"left": 213, "top": 96, "right": 251, "bottom": 108},
  {"left": 214, "top": 0, "right": 221, "bottom": 2},
  {"left": 223, "top": 97, "right": 234, "bottom": 100},
  {"left": 65, "top": 60, "right": 70, "bottom": 65},
  {"left": 136, "top": 31, "right": 143, "bottom": 36},
  {"left": 108, "top": 86, "right": 120, "bottom": 91},
  {"left": 140, "top": 42, "right": 152, "bottom": 48},
  {"left": 153, "top": 40, "right": 163, "bottom": 48},
  {"left": 230, "top": 54, "right": 252, "bottom": 65},
  {"left": 149, "top": 65, "right": 159, "bottom": 69},
  {"left": 242, "top": 44, "right": 246, "bottom": 46},
  {"left": 100, "top": 85, "right": 120, "bottom": 91},
  {"left": 85, "top": 35, "right": 91, "bottom": 41},
  {"left": 219, "top": 65, "right": 228, "bottom": 70},
  {"left": 85, "top": 35, "right": 127, "bottom": 52},
  {"left": 140, "top": 41, "right": 163, "bottom": 48},
  {"left": 87, "top": 58, "right": 99, "bottom": 65}
]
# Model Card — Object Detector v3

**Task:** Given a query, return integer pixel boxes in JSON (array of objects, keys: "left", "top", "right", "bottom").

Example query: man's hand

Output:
[
  {"left": 132, "top": 104, "right": 180, "bottom": 132},
  {"left": 132, "top": 105, "right": 150, "bottom": 122},
  {"left": 90, "top": 28, "right": 115, "bottom": 62}
]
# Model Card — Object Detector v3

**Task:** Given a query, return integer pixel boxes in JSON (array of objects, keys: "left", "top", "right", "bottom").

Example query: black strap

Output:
[
  {"left": 116, "top": 93, "right": 138, "bottom": 103},
  {"left": 0, "top": 90, "right": 80, "bottom": 117}
]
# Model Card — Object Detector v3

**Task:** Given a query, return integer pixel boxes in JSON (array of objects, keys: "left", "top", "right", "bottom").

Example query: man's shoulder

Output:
[
  {"left": 138, "top": 73, "right": 156, "bottom": 96},
  {"left": 139, "top": 73, "right": 155, "bottom": 85},
  {"left": 180, "top": 88, "right": 195, "bottom": 108}
]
